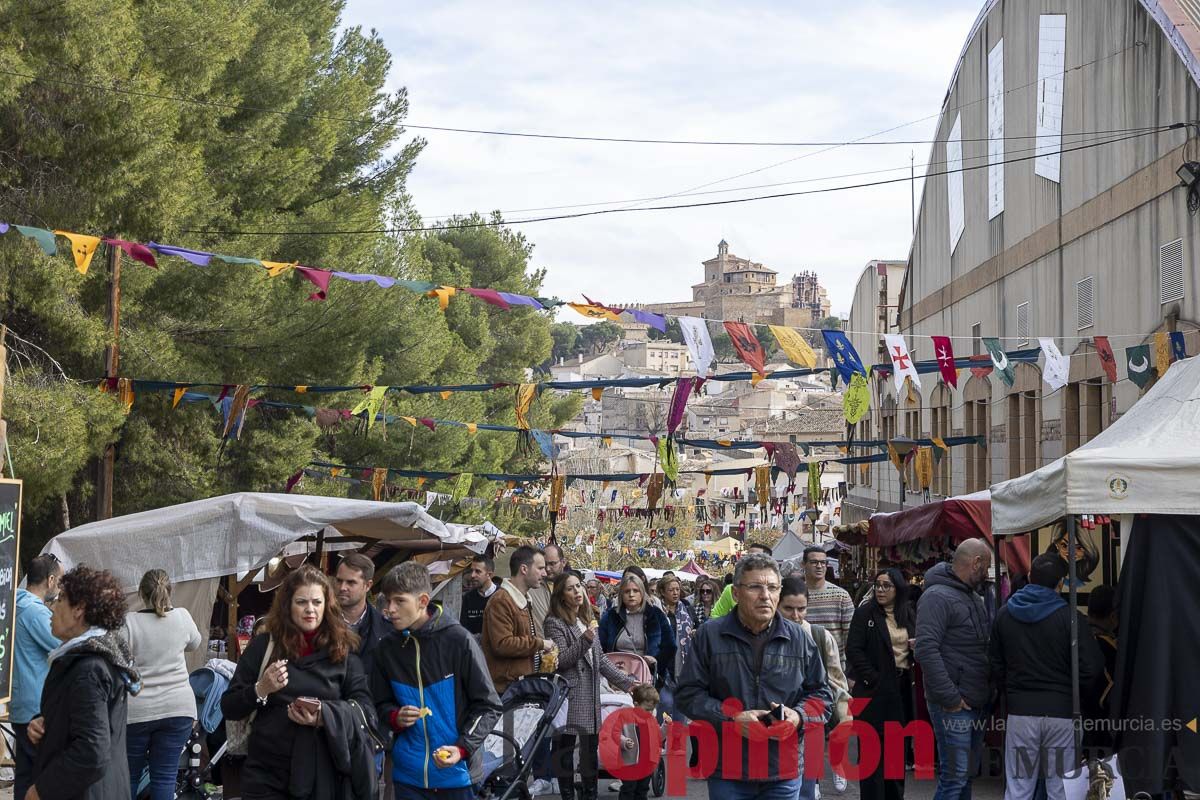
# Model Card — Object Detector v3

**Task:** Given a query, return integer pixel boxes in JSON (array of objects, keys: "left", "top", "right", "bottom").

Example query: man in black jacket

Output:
[
  {"left": 990, "top": 553, "right": 1103, "bottom": 800},
  {"left": 337, "top": 553, "right": 392, "bottom": 674},
  {"left": 372, "top": 562, "right": 502, "bottom": 800},
  {"left": 676, "top": 553, "right": 832, "bottom": 800}
]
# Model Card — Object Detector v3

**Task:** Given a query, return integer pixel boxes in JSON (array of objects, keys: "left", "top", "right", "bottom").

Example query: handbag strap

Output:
[{"left": 246, "top": 638, "right": 275, "bottom": 723}]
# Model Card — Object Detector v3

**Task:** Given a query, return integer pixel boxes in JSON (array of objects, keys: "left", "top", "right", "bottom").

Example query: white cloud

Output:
[{"left": 343, "top": 0, "right": 977, "bottom": 317}]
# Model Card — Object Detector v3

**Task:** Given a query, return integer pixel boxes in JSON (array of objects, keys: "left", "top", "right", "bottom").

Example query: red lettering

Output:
[
  {"left": 598, "top": 708, "right": 661, "bottom": 781},
  {"left": 883, "top": 721, "right": 935, "bottom": 780},
  {"left": 664, "top": 721, "right": 718, "bottom": 797},
  {"left": 829, "top": 719, "right": 881, "bottom": 780}
]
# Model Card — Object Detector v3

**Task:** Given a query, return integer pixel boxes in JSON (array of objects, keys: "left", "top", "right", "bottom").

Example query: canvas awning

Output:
[{"left": 992, "top": 355, "right": 1200, "bottom": 535}]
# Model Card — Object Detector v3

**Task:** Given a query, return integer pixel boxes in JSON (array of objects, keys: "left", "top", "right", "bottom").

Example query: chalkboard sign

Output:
[{"left": 0, "top": 479, "right": 22, "bottom": 704}]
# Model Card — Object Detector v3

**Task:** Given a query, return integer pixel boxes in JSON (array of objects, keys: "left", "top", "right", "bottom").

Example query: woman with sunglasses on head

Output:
[
  {"left": 691, "top": 578, "right": 720, "bottom": 624},
  {"left": 845, "top": 568, "right": 916, "bottom": 800}
]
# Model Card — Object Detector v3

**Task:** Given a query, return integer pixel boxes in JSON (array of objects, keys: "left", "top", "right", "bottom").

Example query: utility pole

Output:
[{"left": 95, "top": 243, "right": 121, "bottom": 520}]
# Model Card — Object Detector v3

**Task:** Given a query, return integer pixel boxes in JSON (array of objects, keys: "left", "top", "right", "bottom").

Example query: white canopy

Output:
[
  {"left": 42, "top": 493, "right": 501, "bottom": 666},
  {"left": 992, "top": 356, "right": 1200, "bottom": 535}
]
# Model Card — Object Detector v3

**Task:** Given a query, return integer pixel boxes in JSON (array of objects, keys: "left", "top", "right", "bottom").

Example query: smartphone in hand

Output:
[{"left": 294, "top": 696, "right": 321, "bottom": 714}]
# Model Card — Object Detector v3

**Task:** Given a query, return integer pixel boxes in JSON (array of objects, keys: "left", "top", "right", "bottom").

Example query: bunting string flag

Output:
[
  {"left": 983, "top": 337, "right": 1015, "bottom": 386},
  {"left": 843, "top": 371, "right": 870, "bottom": 425},
  {"left": 822, "top": 330, "right": 866, "bottom": 384},
  {"left": 1171, "top": 331, "right": 1188, "bottom": 362},
  {"left": 1154, "top": 332, "right": 1172, "bottom": 377},
  {"left": 1126, "top": 344, "right": 1154, "bottom": 389},
  {"left": 1039, "top": 338, "right": 1069, "bottom": 390},
  {"left": 724, "top": 321, "right": 768, "bottom": 378},
  {"left": 884, "top": 334, "right": 920, "bottom": 392},
  {"left": 931, "top": 335, "right": 958, "bottom": 388},
  {"left": 678, "top": 316, "right": 715, "bottom": 376},
  {"left": 666, "top": 377, "right": 695, "bottom": 436},
  {"left": 1093, "top": 336, "right": 1118, "bottom": 383},
  {"left": 807, "top": 462, "right": 821, "bottom": 508},
  {"left": 56, "top": 231, "right": 101, "bottom": 274},
  {"left": 768, "top": 325, "right": 817, "bottom": 368}
]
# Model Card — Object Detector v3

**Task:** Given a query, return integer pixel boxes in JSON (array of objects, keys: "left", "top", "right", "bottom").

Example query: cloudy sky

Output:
[{"left": 342, "top": 1, "right": 981, "bottom": 317}]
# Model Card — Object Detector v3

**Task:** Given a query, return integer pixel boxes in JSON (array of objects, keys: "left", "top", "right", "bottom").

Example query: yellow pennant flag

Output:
[
  {"left": 351, "top": 385, "right": 389, "bottom": 431},
  {"left": 860, "top": 462, "right": 871, "bottom": 482},
  {"left": 295, "top": 385, "right": 308, "bottom": 393},
  {"left": 932, "top": 436, "right": 949, "bottom": 453},
  {"left": 602, "top": 436, "right": 613, "bottom": 447},
  {"left": 171, "top": 387, "right": 188, "bottom": 409},
  {"left": 401, "top": 416, "right": 417, "bottom": 427},
  {"left": 330, "top": 467, "right": 343, "bottom": 478},
  {"left": 417, "top": 477, "right": 427, "bottom": 488},
  {"left": 261, "top": 260, "right": 297, "bottom": 277},
  {"left": 515, "top": 383, "right": 538, "bottom": 429},
  {"left": 717, "top": 440, "right": 732, "bottom": 447},
  {"left": 1155, "top": 332, "right": 1172, "bottom": 376},
  {"left": 466, "top": 423, "right": 478, "bottom": 435},
  {"left": 887, "top": 443, "right": 904, "bottom": 472},
  {"left": 55, "top": 231, "right": 101, "bottom": 275},
  {"left": 371, "top": 468, "right": 387, "bottom": 501},
  {"left": 751, "top": 372, "right": 768, "bottom": 387},
  {"left": 117, "top": 378, "right": 135, "bottom": 413},
  {"left": 906, "top": 376, "right": 919, "bottom": 405},
  {"left": 915, "top": 447, "right": 934, "bottom": 489},
  {"left": 428, "top": 286, "right": 456, "bottom": 311},
  {"left": 591, "top": 387, "right": 603, "bottom": 401},
  {"left": 440, "top": 391, "right": 452, "bottom": 400},
  {"left": 768, "top": 325, "right": 817, "bottom": 368},
  {"left": 567, "top": 303, "right": 621, "bottom": 322}
]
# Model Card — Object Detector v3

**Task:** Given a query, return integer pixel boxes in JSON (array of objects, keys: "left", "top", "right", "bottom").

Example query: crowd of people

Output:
[{"left": 6, "top": 536, "right": 1118, "bottom": 800}]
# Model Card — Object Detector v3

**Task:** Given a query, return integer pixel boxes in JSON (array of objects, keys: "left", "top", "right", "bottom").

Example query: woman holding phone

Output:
[{"left": 221, "top": 565, "right": 376, "bottom": 800}]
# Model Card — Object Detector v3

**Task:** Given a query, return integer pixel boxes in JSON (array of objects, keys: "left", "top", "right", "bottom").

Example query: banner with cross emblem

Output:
[{"left": 884, "top": 334, "right": 921, "bottom": 392}]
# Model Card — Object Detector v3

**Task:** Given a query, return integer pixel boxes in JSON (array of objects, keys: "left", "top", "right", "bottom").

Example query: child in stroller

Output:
[
  {"left": 613, "top": 685, "right": 660, "bottom": 800},
  {"left": 598, "top": 653, "right": 666, "bottom": 798}
]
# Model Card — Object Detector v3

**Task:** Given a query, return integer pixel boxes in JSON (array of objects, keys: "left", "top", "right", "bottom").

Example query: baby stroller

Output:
[
  {"left": 478, "top": 674, "right": 568, "bottom": 800},
  {"left": 599, "top": 653, "right": 665, "bottom": 798}
]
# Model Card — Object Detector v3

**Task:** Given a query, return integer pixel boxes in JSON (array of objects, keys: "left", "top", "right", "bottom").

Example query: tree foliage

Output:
[{"left": 0, "top": 0, "right": 576, "bottom": 556}]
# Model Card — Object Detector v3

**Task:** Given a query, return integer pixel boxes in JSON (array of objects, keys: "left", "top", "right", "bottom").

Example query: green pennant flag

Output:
[
  {"left": 350, "top": 385, "right": 389, "bottom": 430},
  {"left": 982, "top": 337, "right": 1014, "bottom": 386},
  {"left": 1126, "top": 344, "right": 1155, "bottom": 389},
  {"left": 844, "top": 371, "right": 870, "bottom": 424},
  {"left": 14, "top": 225, "right": 57, "bottom": 256},
  {"left": 452, "top": 472, "right": 473, "bottom": 503},
  {"left": 807, "top": 462, "right": 821, "bottom": 507},
  {"left": 658, "top": 437, "right": 679, "bottom": 483}
]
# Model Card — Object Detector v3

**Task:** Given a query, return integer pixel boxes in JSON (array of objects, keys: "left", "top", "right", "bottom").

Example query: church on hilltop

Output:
[{"left": 623, "top": 241, "right": 831, "bottom": 337}]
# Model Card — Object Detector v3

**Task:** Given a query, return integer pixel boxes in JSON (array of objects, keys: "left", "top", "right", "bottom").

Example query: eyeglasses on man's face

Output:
[{"left": 737, "top": 582, "right": 781, "bottom": 595}]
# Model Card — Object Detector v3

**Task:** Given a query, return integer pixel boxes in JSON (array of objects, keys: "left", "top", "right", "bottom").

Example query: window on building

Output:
[
  {"left": 1160, "top": 238, "right": 1184, "bottom": 304},
  {"left": 987, "top": 39, "right": 1005, "bottom": 219},
  {"left": 1017, "top": 301, "right": 1031, "bottom": 345},
  {"left": 964, "top": 377, "right": 991, "bottom": 493},
  {"left": 1006, "top": 364, "right": 1041, "bottom": 480},
  {"left": 1034, "top": 14, "right": 1066, "bottom": 183},
  {"left": 931, "top": 383, "right": 952, "bottom": 496},
  {"left": 1077, "top": 276, "right": 1094, "bottom": 330}
]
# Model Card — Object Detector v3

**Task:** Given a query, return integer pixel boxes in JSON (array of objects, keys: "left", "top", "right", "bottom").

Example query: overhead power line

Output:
[{"left": 180, "top": 125, "right": 1185, "bottom": 236}]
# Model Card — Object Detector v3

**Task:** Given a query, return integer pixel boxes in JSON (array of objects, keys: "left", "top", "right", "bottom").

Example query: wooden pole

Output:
[{"left": 95, "top": 244, "right": 121, "bottom": 520}]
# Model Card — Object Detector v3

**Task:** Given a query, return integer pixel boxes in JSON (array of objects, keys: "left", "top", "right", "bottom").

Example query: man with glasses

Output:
[
  {"left": 528, "top": 542, "right": 567, "bottom": 639},
  {"left": 13, "top": 554, "right": 62, "bottom": 800},
  {"left": 708, "top": 543, "right": 773, "bottom": 620},
  {"left": 800, "top": 547, "right": 855, "bottom": 670},
  {"left": 677, "top": 554, "right": 832, "bottom": 800}
]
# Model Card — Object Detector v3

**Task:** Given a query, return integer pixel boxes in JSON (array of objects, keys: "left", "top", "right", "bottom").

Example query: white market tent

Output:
[
  {"left": 42, "top": 493, "right": 501, "bottom": 665},
  {"left": 992, "top": 355, "right": 1200, "bottom": 535}
]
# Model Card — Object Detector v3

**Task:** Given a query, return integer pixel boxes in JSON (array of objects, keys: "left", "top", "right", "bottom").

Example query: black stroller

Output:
[{"left": 477, "top": 674, "right": 568, "bottom": 800}]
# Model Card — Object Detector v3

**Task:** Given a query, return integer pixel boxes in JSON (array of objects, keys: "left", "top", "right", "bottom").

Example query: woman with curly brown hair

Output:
[
  {"left": 221, "top": 565, "right": 377, "bottom": 800},
  {"left": 27, "top": 565, "right": 142, "bottom": 800}
]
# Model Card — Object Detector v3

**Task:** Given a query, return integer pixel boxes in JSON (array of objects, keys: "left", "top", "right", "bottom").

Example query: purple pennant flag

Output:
[
  {"left": 0, "top": 223, "right": 8, "bottom": 234},
  {"left": 619, "top": 308, "right": 667, "bottom": 332},
  {"left": 498, "top": 292, "right": 544, "bottom": 309},
  {"left": 147, "top": 242, "right": 214, "bottom": 266},
  {"left": 332, "top": 271, "right": 397, "bottom": 288},
  {"left": 667, "top": 377, "right": 696, "bottom": 436}
]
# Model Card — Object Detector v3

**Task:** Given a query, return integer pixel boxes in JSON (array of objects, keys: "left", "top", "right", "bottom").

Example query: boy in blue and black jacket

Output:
[{"left": 372, "top": 562, "right": 503, "bottom": 800}]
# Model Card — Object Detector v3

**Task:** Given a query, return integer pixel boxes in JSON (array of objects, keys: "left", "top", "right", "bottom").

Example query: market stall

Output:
[
  {"left": 990, "top": 355, "right": 1200, "bottom": 795},
  {"left": 42, "top": 492, "right": 502, "bottom": 666}
]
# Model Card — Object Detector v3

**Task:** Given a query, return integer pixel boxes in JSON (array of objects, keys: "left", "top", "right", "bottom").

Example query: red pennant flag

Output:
[
  {"left": 1093, "top": 336, "right": 1118, "bottom": 383},
  {"left": 931, "top": 336, "right": 958, "bottom": 388},
  {"left": 723, "top": 321, "right": 767, "bottom": 376},
  {"left": 419, "top": 418, "right": 437, "bottom": 431},
  {"left": 104, "top": 238, "right": 158, "bottom": 268},
  {"left": 968, "top": 355, "right": 994, "bottom": 379},
  {"left": 296, "top": 267, "right": 332, "bottom": 301},
  {"left": 463, "top": 287, "right": 512, "bottom": 310}
]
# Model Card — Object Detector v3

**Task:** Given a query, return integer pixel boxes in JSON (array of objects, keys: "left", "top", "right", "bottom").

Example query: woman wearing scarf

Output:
[
  {"left": 655, "top": 576, "right": 696, "bottom": 721},
  {"left": 27, "top": 565, "right": 142, "bottom": 800},
  {"left": 545, "top": 573, "right": 636, "bottom": 800},
  {"left": 691, "top": 578, "right": 721, "bottom": 624}
]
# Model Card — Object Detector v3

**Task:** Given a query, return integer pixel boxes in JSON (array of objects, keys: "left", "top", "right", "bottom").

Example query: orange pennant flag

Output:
[
  {"left": 417, "top": 477, "right": 427, "bottom": 488},
  {"left": 171, "top": 387, "right": 188, "bottom": 409},
  {"left": 428, "top": 286, "right": 456, "bottom": 311},
  {"left": 371, "top": 468, "right": 387, "bottom": 501},
  {"left": 591, "top": 387, "right": 603, "bottom": 401},
  {"left": 295, "top": 385, "right": 308, "bottom": 393},
  {"left": 330, "top": 467, "right": 343, "bottom": 478},
  {"left": 261, "top": 260, "right": 297, "bottom": 277},
  {"left": 466, "top": 423, "right": 478, "bottom": 435},
  {"left": 602, "top": 436, "right": 613, "bottom": 447},
  {"left": 55, "top": 231, "right": 101, "bottom": 275},
  {"left": 440, "top": 391, "right": 453, "bottom": 400}
]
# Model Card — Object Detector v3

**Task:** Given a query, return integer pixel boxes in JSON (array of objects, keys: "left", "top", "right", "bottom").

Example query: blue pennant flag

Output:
[
  {"left": 1171, "top": 331, "right": 1187, "bottom": 362},
  {"left": 821, "top": 330, "right": 867, "bottom": 384}
]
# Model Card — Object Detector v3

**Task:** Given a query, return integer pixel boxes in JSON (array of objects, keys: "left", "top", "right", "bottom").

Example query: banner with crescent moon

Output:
[
  {"left": 1126, "top": 344, "right": 1154, "bottom": 389},
  {"left": 983, "top": 337, "right": 1015, "bottom": 386}
]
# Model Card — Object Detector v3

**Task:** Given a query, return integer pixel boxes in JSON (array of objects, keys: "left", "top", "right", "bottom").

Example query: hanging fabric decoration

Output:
[
  {"left": 531, "top": 430, "right": 558, "bottom": 461},
  {"left": 667, "top": 377, "right": 695, "bottom": 436},
  {"left": 724, "top": 322, "right": 768, "bottom": 377},
  {"left": 968, "top": 355, "right": 994, "bottom": 380},
  {"left": 887, "top": 443, "right": 905, "bottom": 472},
  {"left": 982, "top": 337, "right": 1015, "bottom": 386},
  {"left": 1093, "top": 336, "right": 1118, "bottom": 383},
  {"left": 56, "top": 231, "right": 101, "bottom": 274},
  {"left": 567, "top": 302, "right": 621, "bottom": 321},
  {"left": 646, "top": 474, "right": 665, "bottom": 511},
  {"left": 1171, "top": 331, "right": 1187, "bottom": 362},
  {"left": 822, "top": 330, "right": 866, "bottom": 383},
  {"left": 372, "top": 468, "right": 387, "bottom": 501},
  {"left": 619, "top": 307, "right": 668, "bottom": 332},
  {"left": 1039, "top": 338, "right": 1069, "bottom": 390},
  {"left": 549, "top": 475, "right": 566, "bottom": 516},
  {"left": 222, "top": 385, "right": 252, "bottom": 440},
  {"left": 295, "top": 267, "right": 332, "bottom": 301},
  {"left": 843, "top": 371, "right": 870, "bottom": 424},
  {"left": 931, "top": 335, "right": 958, "bottom": 388},
  {"left": 515, "top": 384, "right": 538, "bottom": 430},
  {"left": 883, "top": 334, "right": 921, "bottom": 392},
  {"left": 915, "top": 448, "right": 934, "bottom": 490},
  {"left": 1126, "top": 344, "right": 1154, "bottom": 389},
  {"left": 905, "top": 377, "right": 919, "bottom": 405},
  {"left": 755, "top": 465, "right": 771, "bottom": 512},
  {"left": 429, "top": 286, "right": 456, "bottom": 311},
  {"left": 768, "top": 325, "right": 817, "bottom": 368},
  {"left": 452, "top": 472, "right": 473, "bottom": 503},
  {"left": 171, "top": 386, "right": 188, "bottom": 409},
  {"left": 1154, "top": 332, "right": 1172, "bottom": 377},
  {"left": 806, "top": 462, "right": 821, "bottom": 509},
  {"left": 931, "top": 436, "right": 949, "bottom": 464},
  {"left": 591, "top": 387, "right": 603, "bottom": 401},
  {"left": 658, "top": 437, "right": 679, "bottom": 484},
  {"left": 14, "top": 225, "right": 57, "bottom": 256},
  {"left": 462, "top": 287, "right": 512, "bottom": 310},
  {"left": 679, "top": 317, "right": 716, "bottom": 376},
  {"left": 350, "top": 385, "right": 389, "bottom": 431},
  {"left": 105, "top": 239, "right": 158, "bottom": 267},
  {"left": 773, "top": 442, "right": 801, "bottom": 480},
  {"left": 261, "top": 260, "right": 296, "bottom": 278},
  {"left": 147, "top": 243, "right": 214, "bottom": 266}
]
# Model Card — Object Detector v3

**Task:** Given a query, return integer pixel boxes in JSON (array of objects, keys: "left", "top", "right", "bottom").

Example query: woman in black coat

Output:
[
  {"left": 845, "top": 567, "right": 916, "bottom": 800},
  {"left": 222, "top": 565, "right": 376, "bottom": 800},
  {"left": 28, "top": 565, "right": 142, "bottom": 800}
]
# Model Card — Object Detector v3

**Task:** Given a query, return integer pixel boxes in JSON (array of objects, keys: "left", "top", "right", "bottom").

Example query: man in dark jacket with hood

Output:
[
  {"left": 990, "top": 553, "right": 1102, "bottom": 800},
  {"left": 372, "top": 562, "right": 503, "bottom": 800},
  {"left": 915, "top": 538, "right": 992, "bottom": 800}
]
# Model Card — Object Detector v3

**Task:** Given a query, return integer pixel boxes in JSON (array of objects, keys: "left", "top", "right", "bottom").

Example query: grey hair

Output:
[
  {"left": 378, "top": 562, "right": 432, "bottom": 597},
  {"left": 733, "top": 553, "right": 780, "bottom": 586},
  {"left": 618, "top": 574, "right": 648, "bottom": 611}
]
